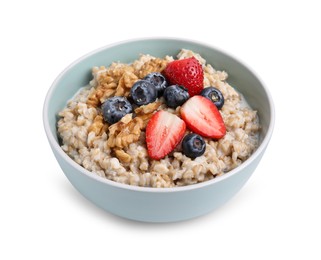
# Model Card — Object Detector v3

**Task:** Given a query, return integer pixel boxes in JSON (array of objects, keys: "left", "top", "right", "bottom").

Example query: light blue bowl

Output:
[{"left": 43, "top": 38, "right": 274, "bottom": 222}]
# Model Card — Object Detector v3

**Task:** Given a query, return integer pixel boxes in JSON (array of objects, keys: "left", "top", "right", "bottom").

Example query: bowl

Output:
[{"left": 43, "top": 38, "right": 274, "bottom": 222}]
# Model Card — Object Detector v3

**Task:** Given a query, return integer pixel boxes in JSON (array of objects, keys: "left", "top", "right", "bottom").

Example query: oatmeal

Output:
[{"left": 57, "top": 49, "right": 260, "bottom": 187}]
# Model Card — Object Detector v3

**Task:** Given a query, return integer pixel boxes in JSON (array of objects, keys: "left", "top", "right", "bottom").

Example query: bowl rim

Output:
[{"left": 43, "top": 36, "right": 275, "bottom": 193}]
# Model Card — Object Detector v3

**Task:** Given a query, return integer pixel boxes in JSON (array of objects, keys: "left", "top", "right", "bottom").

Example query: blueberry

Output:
[
  {"left": 130, "top": 80, "right": 157, "bottom": 106},
  {"left": 182, "top": 133, "right": 206, "bottom": 159},
  {"left": 101, "top": 96, "right": 132, "bottom": 124},
  {"left": 163, "top": 85, "right": 189, "bottom": 108},
  {"left": 200, "top": 87, "right": 224, "bottom": 109},
  {"left": 144, "top": 72, "right": 168, "bottom": 96}
]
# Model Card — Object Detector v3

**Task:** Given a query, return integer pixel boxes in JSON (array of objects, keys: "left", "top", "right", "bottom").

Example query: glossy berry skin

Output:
[
  {"left": 180, "top": 95, "right": 226, "bottom": 139},
  {"left": 101, "top": 96, "right": 132, "bottom": 125},
  {"left": 182, "top": 133, "right": 206, "bottom": 159},
  {"left": 163, "top": 85, "right": 190, "bottom": 108},
  {"left": 144, "top": 72, "right": 168, "bottom": 96},
  {"left": 164, "top": 57, "right": 204, "bottom": 96},
  {"left": 130, "top": 80, "right": 157, "bottom": 106},
  {"left": 146, "top": 110, "right": 186, "bottom": 160},
  {"left": 200, "top": 87, "right": 224, "bottom": 110}
]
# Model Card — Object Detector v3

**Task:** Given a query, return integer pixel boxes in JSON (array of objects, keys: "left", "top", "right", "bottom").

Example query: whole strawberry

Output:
[{"left": 164, "top": 57, "right": 204, "bottom": 96}]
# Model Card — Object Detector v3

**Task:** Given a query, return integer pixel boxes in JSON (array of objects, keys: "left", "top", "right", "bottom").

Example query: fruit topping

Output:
[
  {"left": 164, "top": 57, "right": 204, "bottom": 96},
  {"left": 182, "top": 133, "right": 206, "bottom": 159},
  {"left": 163, "top": 85, "right": 190, "bottom": 108},
  {"left": 130, "top": 80, "right": 157, "bottom": 106},
  {"left": 200, "top": 87, "right": 224, "bottom": 109},
  {"left": 146, "top": 110, "right": 186, "bottom": 160},
  {"left": 101, "top": 96, "right": 133, "bottom": 125},
  {"left": 180, "top": 95, "right": 226, "bottom": 139},
  {"left": 143, "top": 72, "right": 168, "bottom": 96}
]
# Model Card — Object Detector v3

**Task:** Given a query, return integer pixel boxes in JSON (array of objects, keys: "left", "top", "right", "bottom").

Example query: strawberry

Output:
[
  {"left": 146, "top": 110, "right": 186, "bottom": 160},
  {"left": 180, "top": 95, "right": 226, "bottom": 139},
  {"left": 164, "top": 57, "right": 204, "bottom": 96}
]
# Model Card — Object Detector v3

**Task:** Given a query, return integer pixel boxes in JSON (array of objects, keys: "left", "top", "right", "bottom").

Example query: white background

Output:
[{"left": 1, "top": 0, "right": 320, "bottom": 259}]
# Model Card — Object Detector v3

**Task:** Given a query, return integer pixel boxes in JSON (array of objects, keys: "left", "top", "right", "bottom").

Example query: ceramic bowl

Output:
[{"left": 43, "top": 38, "right": 274, "bottom": 222}]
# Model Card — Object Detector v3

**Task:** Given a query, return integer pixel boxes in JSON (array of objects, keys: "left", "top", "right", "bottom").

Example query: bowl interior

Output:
[{"left": 45, "top": 38, "right": 272, "bottom": 172}]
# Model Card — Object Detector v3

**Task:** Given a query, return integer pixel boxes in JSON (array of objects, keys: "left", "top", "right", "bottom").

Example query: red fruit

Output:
[
  {"left": 180, "top": 96, "right": 226, "bottom": 139},
  {"left": 146, "top": 110, "right": 186, "bottom": 160},
  {"left": 164, "top": 57, "right": 204, "bottom": 96}
]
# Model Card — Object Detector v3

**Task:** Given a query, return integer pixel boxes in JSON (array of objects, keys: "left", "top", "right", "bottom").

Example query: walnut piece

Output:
[
  {"left": 114, "top": 71, "right": 139, "bottom": 97},
  {"left": 137, "top": 58, "right": 169, "bottom": 78},
  {"left": 107, "top": 63, "right": 135, "bottom": 82},
  {"left": 107, "top": 114, "right": 144, "bottom": 149},
  {"left": 87, "top": 63, "right": 136, "bottom": 108},
  {"left": 134, "top": 101, "right": 162, "bottom": 128},
  {"left": 88, "top": 114, "right": 107, "bottom": 136},
  {"left": 87, "top": 75, "right": 117, "bottom": 107}
]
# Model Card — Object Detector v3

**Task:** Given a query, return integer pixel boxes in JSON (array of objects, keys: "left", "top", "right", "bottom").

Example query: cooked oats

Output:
[{"left": 57, "top": 50, "right": 260, "bottom": 187}]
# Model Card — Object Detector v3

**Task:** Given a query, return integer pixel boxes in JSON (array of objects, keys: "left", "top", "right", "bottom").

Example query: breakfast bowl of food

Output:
[{"left": 43, "top": 38, "right": 274, "bottom": 222}]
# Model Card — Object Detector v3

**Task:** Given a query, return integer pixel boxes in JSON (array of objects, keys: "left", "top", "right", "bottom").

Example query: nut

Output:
[
  {"left": 134, "top": 101, "right": 162, "bottom": 128},
  {"left": 88, "top": 114, "right": 107, "bottom": 136},
  {"left": 114, "top": 70, "right": 139, "bottom": 97},
  {"left": 107, "top": 115, "right": 144, "bottom": 149},
  {"left": 87, "top": 80, "right": 117, "bottom": 108},
  {"left": 137, "top": 58, "right": 169, "bottom": 78},
  {"left": 87, "top": 63, "right": 136, "bottom": 108}
]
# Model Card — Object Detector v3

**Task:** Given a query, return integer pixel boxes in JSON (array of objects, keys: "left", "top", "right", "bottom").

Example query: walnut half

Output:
[
  {"left": 88, "top": 114, "right": 108, "bottom": 136},
  {"left": 107, "top": 114, "right": 144, "bottom": 149}
]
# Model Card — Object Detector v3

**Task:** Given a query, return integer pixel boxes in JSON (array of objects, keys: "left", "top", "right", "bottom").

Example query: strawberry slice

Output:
[
  {"left": 164, "top": 57, "right": 204, "bottom": 96},
  {"left": 146, "top": 110, "right": 186, "bottom": 160},
  {"left": 180, "top": 96, "right": 226, "bottom": 139}
]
